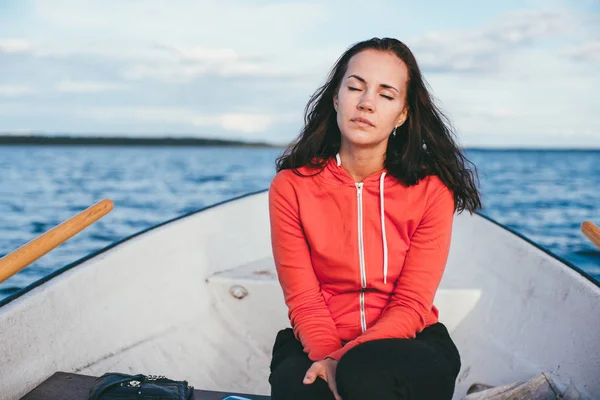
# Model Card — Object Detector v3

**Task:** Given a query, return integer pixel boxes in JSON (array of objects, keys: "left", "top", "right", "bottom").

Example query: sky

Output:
[{"left": 0, "top": 0, "right": 599, "bottom": 148}]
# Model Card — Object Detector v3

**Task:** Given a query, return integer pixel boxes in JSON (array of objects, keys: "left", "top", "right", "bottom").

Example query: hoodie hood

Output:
[{"left": 316, "top": 153, "right": 391, "bottom": 186}]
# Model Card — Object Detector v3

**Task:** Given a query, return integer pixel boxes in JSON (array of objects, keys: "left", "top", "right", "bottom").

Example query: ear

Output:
[
  {"left": 396, "top": 107, "right": 408, "bottom": 127},
  {"left": 333, "top": 93, "right": 338, "bottom": 112}
]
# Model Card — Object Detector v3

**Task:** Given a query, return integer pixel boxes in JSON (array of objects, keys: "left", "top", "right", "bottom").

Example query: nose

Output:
[{"left": 357, "top": 91, "right": 375, "bottom": 112}]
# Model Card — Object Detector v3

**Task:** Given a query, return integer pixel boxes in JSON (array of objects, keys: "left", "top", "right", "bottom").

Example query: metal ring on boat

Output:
[{"left": 229, "top": 285, "right": 248, "bottom": 299}]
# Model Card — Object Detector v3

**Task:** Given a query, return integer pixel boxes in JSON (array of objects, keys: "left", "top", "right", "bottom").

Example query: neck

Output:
[{"left": 338, "top": 145, "right": 386, "bottom": 182}]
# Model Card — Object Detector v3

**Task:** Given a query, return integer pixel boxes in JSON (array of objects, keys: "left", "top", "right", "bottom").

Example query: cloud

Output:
[
  {"left": 122, "top": 57, "right": 282, "bottom": 82},
  {"left": 0, "top": 85, "right": 35, "bottom": 96},
  {"left": 156, "top": 43, "right": 243, "bottom": 63},
  {"left": 410, "top": 10, "right": 582, "bottom": 73},
  {"left": 562, "top": 40, "right": 600, "bottom": 63},
  {"left": 56, "top": 81, "right": 125, "bottom": 93},
  {"left": 23, "top": 0, "right": 329, "bottom": 83},
  {"left": 192, "top": 113, "right": 273, "bottom": 133},
  {"left": 121, "top": 42, "right": 294, "bottom": 83},
  {"left": 13, "top": 104, "right": 292, "bottom": 134},
  {"left": 460, "top": 107, "right": 532, "bottom": 119},
  {"left": 2, "top": 0, "right": 598, "bottom": 146},
  {"left": 31, "top": 0, "right": 326, "bottom": 52},
  {"left": 0, "top": 39, "right": 36, "bottom": 54},
  {"left": 447, "top": 95, "right": 600, "bottom": 140},
  {"left": 484, "top": 10, "right": 578, "bottom": 44}
]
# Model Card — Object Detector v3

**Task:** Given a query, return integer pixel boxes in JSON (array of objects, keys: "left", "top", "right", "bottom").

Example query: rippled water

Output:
[{"left": 0, "top": 146, "right": 598, "bottom": 300}]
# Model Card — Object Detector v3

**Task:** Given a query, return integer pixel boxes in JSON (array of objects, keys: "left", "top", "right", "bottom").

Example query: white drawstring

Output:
[
  {"left": 335, "top": 153, "right": 389, "bottom": 284},
  {"left": 380, "top": 172, "right": 388, "bottom": 284}
]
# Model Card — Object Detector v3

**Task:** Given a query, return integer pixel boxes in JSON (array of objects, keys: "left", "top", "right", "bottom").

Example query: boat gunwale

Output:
[{"left": 1, "top": 189, "right": 598, "bottom": 309}]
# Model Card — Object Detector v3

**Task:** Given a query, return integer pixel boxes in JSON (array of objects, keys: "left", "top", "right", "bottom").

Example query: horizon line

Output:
[{"left": 0, "top": 133, "right": 599, "bottom": 151}]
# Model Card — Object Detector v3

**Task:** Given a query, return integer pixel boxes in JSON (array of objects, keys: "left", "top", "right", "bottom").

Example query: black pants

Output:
[{"left": 269, "top": 323, "right": 461, "bottom": 400}]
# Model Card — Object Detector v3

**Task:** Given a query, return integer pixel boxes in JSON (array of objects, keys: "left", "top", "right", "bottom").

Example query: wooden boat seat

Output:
[
  {"left": 206, "top": 256, "right": 490, "bottom": 334},
  {"left": 21, "top": 372, "right": 271, "bottom": 400},
  {"left": 204, "top": 257, "right": 486, "bottom": 334}
]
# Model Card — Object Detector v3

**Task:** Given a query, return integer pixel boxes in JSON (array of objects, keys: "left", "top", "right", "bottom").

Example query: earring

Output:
[{"left": 392, "top": 126, "right": 398, "bottom": 137}]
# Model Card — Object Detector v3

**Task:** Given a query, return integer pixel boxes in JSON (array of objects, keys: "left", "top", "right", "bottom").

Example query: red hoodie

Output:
[{"left": 269, "top": 154, "right": 455, "bottom": 361}]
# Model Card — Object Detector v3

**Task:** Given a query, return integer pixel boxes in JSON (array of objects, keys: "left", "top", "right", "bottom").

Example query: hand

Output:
[{"left": 303, "top": 358, "right": 341, "bottom": 400}]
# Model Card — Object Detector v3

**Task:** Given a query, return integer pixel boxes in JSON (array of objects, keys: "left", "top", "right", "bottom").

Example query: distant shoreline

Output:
[
  {"left": 0, "top": 135, "right": 597, "bottom": 151},
  {"left": 0, "top": 135, "right": 280, "bottom": 147}
]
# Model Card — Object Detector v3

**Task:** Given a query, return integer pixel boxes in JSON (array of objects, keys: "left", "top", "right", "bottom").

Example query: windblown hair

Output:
[{"left": 275, "top": 37, "right": 482, "bottom": 214}]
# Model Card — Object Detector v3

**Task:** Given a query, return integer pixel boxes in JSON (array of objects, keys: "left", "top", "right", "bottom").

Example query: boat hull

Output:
[{"left": 0, "top": 191, "right": 598, "bottom": 399}]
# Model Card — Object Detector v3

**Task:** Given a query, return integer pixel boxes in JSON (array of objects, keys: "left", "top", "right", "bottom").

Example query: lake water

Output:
[{"left": 0, "top": 146, "right": 598, "bottom": 300}]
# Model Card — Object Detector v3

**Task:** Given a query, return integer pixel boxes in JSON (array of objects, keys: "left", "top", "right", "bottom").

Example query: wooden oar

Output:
[
  {"left": 581, "top": 221, "right": 600, "bottom": 250},
  {"left": 0, "top": 199, "right": 114, "bottom": 284}
]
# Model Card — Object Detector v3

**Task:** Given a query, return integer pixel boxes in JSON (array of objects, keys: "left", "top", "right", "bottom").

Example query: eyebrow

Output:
[{"left": 348, "top": 74, "right": 400, "bottom": 93}]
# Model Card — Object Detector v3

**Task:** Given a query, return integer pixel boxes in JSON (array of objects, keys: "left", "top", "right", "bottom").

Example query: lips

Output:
[{"left": 351, "top": 117, "right": 375, "bottom": 127}]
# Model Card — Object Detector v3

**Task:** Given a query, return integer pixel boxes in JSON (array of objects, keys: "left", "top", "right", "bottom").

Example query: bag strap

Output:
[{"left": 88, "top": 373, "right": 146, "bottom": 400}]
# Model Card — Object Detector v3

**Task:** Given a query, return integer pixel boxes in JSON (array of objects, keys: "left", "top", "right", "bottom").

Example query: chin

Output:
[{"left": 341, "top": 128, "right": 386, "bottom": 148}]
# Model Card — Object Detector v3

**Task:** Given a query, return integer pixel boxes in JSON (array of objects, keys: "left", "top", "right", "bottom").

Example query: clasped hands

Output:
[{"left": 303, "top": 358, "right": 342, "bottom": 400}]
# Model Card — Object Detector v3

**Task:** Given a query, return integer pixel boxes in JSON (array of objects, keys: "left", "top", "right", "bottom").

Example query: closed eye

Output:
[{"left": 349, "top": 85, "right": 394, "bottom": 100}]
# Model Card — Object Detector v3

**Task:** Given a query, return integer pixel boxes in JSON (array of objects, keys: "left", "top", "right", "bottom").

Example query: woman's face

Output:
[{"left": 334, "top": 49, "right": 409, "bottom": 150}]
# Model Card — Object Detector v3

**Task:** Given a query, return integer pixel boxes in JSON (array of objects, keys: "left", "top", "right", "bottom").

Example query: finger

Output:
[
  {"left": 325, "top": 362, "right": 340, "bottom": 400},
  {"left": 328, "top": 378, "right": 341, "bottom": 400},
  {"left": 303, "top": 373, "right": 316, "bottom": 384},
  {"left": 303, "top": 364, "right": 319, "bottom": 384}
]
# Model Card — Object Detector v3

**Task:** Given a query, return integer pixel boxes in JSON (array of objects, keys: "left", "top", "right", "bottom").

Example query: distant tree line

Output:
[{"left": 0, "top": 135, "right": 277, "bottom": 147}]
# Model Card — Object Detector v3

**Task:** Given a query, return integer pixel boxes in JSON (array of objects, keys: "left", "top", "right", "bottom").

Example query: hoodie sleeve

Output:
[
  {"left": 327, "top": 177, "right": 455, "bottom": 361},
  {"left": 269, "top": 172, "right": 343, "bottom": 361}
]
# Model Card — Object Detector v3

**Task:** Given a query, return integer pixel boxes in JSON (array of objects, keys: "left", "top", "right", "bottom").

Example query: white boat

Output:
[{"left": 0, "top": 190, "right": 599, "bottom": 399}]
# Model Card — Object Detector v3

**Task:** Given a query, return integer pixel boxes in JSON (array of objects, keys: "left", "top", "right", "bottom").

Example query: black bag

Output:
[{"left": 88, "top": 372, "right": 194, "bottom": 400}]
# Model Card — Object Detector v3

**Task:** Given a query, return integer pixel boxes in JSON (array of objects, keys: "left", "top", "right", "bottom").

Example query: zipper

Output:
[{"left": 356, "top": 182, "right": 367, "bottom": 333}]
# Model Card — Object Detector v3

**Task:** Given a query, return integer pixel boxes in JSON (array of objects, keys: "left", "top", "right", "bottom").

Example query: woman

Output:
[{"left": 268, "top": 37, "right": 482, "bottom": 400}]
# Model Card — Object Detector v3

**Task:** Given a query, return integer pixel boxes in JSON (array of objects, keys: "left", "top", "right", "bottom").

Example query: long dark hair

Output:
[{"left": 275, "top": 37, "right": 482, "bottom": 214}]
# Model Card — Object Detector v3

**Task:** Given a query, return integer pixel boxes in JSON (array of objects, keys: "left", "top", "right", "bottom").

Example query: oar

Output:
[
  {"left": 0, "top": 199, "right": 114, "bottom": 285},
  {"left": 581, "top": 221, "right": 600, "bottom": 250}
]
